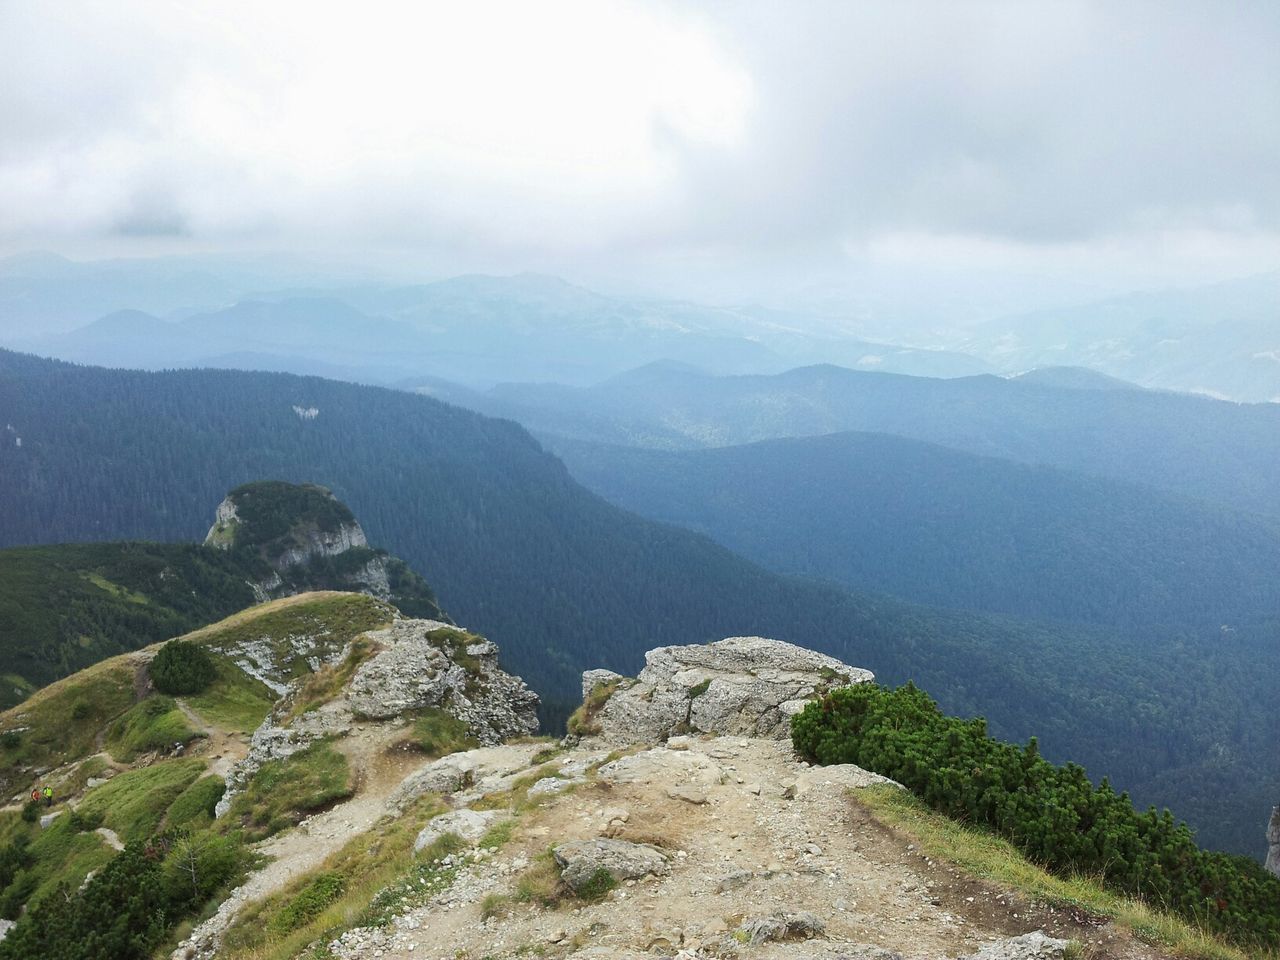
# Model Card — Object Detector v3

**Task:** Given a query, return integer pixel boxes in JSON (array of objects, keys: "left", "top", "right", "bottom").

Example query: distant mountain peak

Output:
[{"left": 1011, "top": 366, "right": 1143, "bottom": 392}]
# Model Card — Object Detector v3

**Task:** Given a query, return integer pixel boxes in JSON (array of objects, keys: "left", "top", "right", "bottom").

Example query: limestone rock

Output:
[
  {"left": 387, "top": 756, "right": 476, "bottom": 810},
  {"left": 1267, "top": 806, "right": 1280, "bottom": 877},
  {"left": 793, "top": 763, "right": 900, "bottom": 795},
  {"left": 553, "top": 838, "right": 670, "bottom": 892},
  {"left": 589, "top": 636, "right": 872, "bottom": 744},
  {"left": 582, "top": 668, "right": 624, "bottom": 701},
  {"left": 958, "top": 932, "right": 1070, "bottom": 960},
  {"left": 528, "top": 776, "right": 582, "bottom": 797},
  {"left": 347, "top": 621, "right": 539, "bottom": 743},
  {"left": 414, "top": 809, "right": 498, "bottom": 854},
  {"left": 738, "top": 910, "right": 825, "bottom": 944},
  {"left": 597, "top": 746, "right": 724, "bottom": 787}
]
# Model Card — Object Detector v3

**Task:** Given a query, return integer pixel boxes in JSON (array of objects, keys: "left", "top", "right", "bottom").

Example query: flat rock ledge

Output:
[{"left": 589, "top": 636, "right": 873, "bottom": 744}]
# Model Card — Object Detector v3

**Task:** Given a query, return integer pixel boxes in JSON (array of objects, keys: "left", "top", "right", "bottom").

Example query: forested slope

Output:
[
  {"left": 0, "top": 350, "right": 1275, "bottom": 856},
  {"left": 548, "top": 430, "right": 1280, "bottom": 629},
  {"left": 482, "top": 363, "right": 1280, "bottom": 518}
]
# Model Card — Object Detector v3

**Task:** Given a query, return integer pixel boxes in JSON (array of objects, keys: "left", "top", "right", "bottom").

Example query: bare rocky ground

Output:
[{"left": 324, "top": 735, "right": 1169, "bottom": 960}]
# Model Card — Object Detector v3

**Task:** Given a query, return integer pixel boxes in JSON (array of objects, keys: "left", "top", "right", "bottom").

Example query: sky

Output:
[{"left": 1, "top": 0, "right": 1277, "bottom": 305}]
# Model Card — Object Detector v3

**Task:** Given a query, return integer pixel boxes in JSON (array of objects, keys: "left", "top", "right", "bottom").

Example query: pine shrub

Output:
[
  {"left": 150, "top": 640, "right": 216, "bottom": 695},
  {"left": 791, "top": 682, "right": 1280, "bottom": 950}
]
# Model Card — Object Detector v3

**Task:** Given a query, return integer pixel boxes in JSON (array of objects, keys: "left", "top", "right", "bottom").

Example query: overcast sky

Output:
[{"left": 1, "top": 1, "right": 1277, "bottom": 302}]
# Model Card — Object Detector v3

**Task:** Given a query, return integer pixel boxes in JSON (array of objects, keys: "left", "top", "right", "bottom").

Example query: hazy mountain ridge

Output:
[
  {"left": 475, "top": 362, "right": 1280, "bottom": 518},
  {"left": 546, "top": 428, "right": 1280, "bottom": 629},
  {"left": 966, "top": 271, "right": 1280, "bottom": 402}
]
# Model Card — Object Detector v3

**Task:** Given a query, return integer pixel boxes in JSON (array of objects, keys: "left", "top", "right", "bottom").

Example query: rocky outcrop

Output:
[
  {"left": 202, "top": 481, "right": 446, "bottom": 619},
  {"left": 204, "top": 484, "right": 367, "bottom": 566},
  {"left": 347, "top": 621, "right": 539, "bottom": 741},
  {"left": 587, "top": 636, "right": 873, "bottom": 744},
  {"left": 1267, "top": 806, "right": 1280, "bottom": 877},
  {"left": 216, "top": 618, "right": 538, "bottom": 818}
]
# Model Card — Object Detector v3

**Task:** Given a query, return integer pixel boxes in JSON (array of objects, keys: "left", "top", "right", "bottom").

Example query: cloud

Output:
[{"left": 0, "top": 0, "right": 1276, "bottom": 288}]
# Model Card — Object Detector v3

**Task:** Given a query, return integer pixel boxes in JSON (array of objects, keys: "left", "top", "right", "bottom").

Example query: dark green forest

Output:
[
  {"left": 0, "top": 350, "right": 1275, "bottom": 859},
  {"left": 792, "top": 683, "right": 1280, "bottom": 949},
  {"left": 0, "top": 542, "right": 257, "bottom": 705},
  {"left": 549, "top": 430, "right": 1280, "bottom": 629}
]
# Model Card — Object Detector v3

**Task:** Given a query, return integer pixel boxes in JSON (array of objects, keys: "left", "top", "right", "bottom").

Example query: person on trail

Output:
[
  {"left": 41, "top": 786, "right": 52, "bottom": 807},
  {"left": 30, "top": 788, "right": 38, "bottom": 804}
]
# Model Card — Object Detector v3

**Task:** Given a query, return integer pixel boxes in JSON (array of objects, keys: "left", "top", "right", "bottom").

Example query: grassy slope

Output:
[
  {"left": 0, "top": 542, "right": 260, "bottom": 706},
  {"left": 0, "top": 592, "right": 394, "bottom": 927},
  {"left": 0, "top": 592, "right": 390, "bottom": 801},
  {"left": 857, "top": 785, "right": 1269, "bottom": 960}
]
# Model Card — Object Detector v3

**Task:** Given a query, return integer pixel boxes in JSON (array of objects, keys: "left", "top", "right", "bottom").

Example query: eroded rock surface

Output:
[
  {"left": 415, "top": 809, "right": 499, "bottom": 854},
  {"left": 216, "top": 618, "right": 538, "bottom": 818},
  {"left": 591, "top": 636, "right": 873, "bottom": 744}
]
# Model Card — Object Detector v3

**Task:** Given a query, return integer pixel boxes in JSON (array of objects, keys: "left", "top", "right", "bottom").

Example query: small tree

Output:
[{"left": 150, "top": 641, "right": 217, "bottom": 695}]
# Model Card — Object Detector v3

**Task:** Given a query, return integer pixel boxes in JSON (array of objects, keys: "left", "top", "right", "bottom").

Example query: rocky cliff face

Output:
[
  {"left": 205, "top": 485, "right": 368, "bottom": 568},
  {"left": 581, "top": 635, "right": 874, "bottom": 744},
  {"left": 203, "top": 480, "right": 445, "bottom": 618},
  {"left": 1268, "top": 806, "right": 1280, "bottom": 877}
]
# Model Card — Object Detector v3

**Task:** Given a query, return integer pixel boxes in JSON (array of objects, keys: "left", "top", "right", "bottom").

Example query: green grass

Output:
[
  {"left": 566, "top": 680, "right": 620, "bottom": 736},
  {"left": 105, "top": 696, "right": 200, "bottom": 762},
  {"left": 165, "top": 775, "right": 227, "bottom": 831},
  {"left": 266, "top": 872, "right": 347, "bottom": 936},
  {"left": 195, "top": 593, "right": 394, "bottom": 684},
  {"left": 74, "top": 758, "right": 205, "bottom": 844},
  {"left": 856, "top": 784, "right": 1266, "bottom": 960},
  {"left": 82, "top": 573, "right": 151, "bottom": 605},
  {"left": 223, "top": 742, "right": 353, "bottom": 842},
  {"left": 186, "top": 654, "right": 275, "bottom": 733},
  {"left": 219, "top": 795, "right": 448, "bottom": 960},
  {"left": 402, "top": 707, "right": 477, "bottom": 757},
  {"left": 0, "top": 814, "right": 116, "bottom": 919},
  {"left": 0, "top": 662, "right": 136, "bottom": 795}
]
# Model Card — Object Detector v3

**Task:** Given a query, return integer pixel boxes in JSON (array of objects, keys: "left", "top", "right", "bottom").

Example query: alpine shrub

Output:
[
  {"left": 150, "top": 640, "right": 216, "bottom": 695},
  {"left": 792, "top": 682, "right": 1280, "bottom": 950}
]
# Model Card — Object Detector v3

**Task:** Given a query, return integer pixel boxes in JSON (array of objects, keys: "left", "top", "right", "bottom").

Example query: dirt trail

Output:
[
  {"left": 174, "top": 699, "right": 248, "bottom": 779},
  {"left": 331, "top": 737, "right": 1168, "bottom": 960},
  {"left": 172, "top": 720, "right": 436, "bottom": 959}
]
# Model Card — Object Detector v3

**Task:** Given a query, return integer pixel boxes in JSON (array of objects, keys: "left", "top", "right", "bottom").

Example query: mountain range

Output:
[{"left": 1, "top": 348, "right": 1276, "bottom": 857}]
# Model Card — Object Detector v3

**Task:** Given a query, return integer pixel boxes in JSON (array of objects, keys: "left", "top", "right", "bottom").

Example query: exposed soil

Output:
[{"left": 330, "top": 737, "right": 1171, "bottom": 960}]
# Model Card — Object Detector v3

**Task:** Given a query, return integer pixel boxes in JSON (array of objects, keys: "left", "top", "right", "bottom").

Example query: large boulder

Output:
[
  {"left": 586, "top": 637, "right": 872, "bottom": 744},
  {"left": 553, "top": 838, "right": 670, "bottom": 893}
]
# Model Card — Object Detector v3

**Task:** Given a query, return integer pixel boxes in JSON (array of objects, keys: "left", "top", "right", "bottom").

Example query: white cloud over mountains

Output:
[{"left": 1, "top": 1, "right": 1276, "bottom": 290}]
